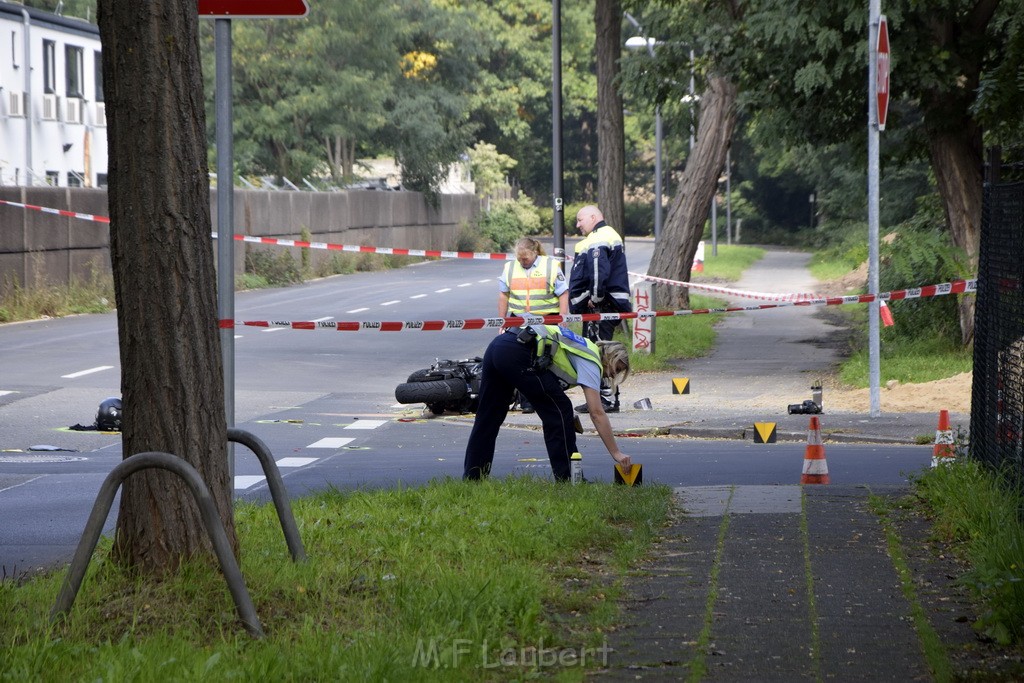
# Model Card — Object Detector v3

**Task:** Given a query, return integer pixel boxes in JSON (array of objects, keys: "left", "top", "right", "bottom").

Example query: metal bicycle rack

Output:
[{"left": 51, "top": 430, "right": 309, "bottom": 638}]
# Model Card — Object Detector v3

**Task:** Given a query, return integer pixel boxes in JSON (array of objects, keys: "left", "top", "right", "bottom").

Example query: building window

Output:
[
  {"left": 66, "top": 45, "right": 84, "bottom": 98},
  {"left": 43, "top": 40, "right": 56, "bottom": 94},
  {"left": 68, "top": 172, "right": 84, "bottom": 188},
  {"left": 45, "top": 170, "right": 60, "bottom": 187},
  {"left": 11, "top": 30, "right": 19, "bottom": 68},
  {"left": 94, "top": 50, "right": 103, "bottom": 102},
  {"left": 97, "top": 173, "right": 108, "bottom": 188}
]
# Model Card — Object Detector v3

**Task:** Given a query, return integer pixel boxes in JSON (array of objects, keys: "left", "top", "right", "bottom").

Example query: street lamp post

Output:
[{"left": 624, "top": 29, "right": 662, "bottom": 242}]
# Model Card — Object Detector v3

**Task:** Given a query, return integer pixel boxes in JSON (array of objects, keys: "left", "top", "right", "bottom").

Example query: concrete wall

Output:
[{"left": 0, "top": 186, "right": 479, "bottom": 296}]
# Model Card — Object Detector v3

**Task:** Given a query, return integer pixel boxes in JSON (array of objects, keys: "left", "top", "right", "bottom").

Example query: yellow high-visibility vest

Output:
[{"left": 503, "top": 255, "right": 560, "bottom": 315}]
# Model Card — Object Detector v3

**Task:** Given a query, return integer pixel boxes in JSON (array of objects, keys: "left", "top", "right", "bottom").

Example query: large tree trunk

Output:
[
  {"left": 98, "top": 1, "right": 234, "bottom": 575},
  {"left": 649, "top": 76, "right": 738, "bottom": 310},
  {"left": 928, "top": 126, "right": 983, "bottom": 347},
  {"left": 595, "top": 0, "right": 625, "bottom": 235}
]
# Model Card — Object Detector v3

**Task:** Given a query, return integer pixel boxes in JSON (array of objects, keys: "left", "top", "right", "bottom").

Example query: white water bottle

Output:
[{"left": 570, "top": 452, "right": 583, "bottom": 484}]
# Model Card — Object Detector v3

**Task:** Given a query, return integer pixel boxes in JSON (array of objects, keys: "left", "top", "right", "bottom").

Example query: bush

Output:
[
  {"left": 244, "top": 248, "right": 303, "bottom": 287},
  {"left": 476, "top": 196, "right": 543, "bottom": 251}
]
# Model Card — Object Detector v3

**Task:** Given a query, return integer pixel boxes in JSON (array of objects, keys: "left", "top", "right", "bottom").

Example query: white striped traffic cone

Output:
[
  {"left": 800, "top": 416, "right": 830, "bottom": 484},
  {"left": 931, "top": 410, "right": 955, "bottom": 467}
]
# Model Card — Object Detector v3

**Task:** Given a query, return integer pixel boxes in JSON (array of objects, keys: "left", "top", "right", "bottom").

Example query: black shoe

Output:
[{"left": 521, "top": 403, "right": 535, "bottom": 414}]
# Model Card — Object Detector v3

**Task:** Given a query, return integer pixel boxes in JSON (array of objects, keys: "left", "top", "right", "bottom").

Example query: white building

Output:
[{"left": 0, "top": 1, "right": 106, "bottom": 188}]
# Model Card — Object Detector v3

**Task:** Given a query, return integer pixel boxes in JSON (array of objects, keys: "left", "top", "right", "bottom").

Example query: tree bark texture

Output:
[
  {"left": 594, "top": 0, "right": 625, "bottom": 236},
  {"left": 928, "top": 131, "right": 982, "bottom": 345},
  {"left": 98, "top": 1, "right": 234, "bottom": 574},
  {"left": 649, "top": 76, "right": 738, "bottom": 310}
]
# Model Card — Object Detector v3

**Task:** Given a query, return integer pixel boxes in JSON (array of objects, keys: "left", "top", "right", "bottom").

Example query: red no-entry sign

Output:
[
  {"left": 198, "top": 0, "right": 310, "bottom": 18},
  {"left": 876, "top": 15, "right": 890, "bottom": 130}
]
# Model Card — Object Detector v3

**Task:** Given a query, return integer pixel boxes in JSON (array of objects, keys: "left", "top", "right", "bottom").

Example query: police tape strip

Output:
[
  {"left": 0, "top": 198, "right": 110, "bottom": 224},
  {"left": 631, "top": 271, "right": 824, "bottom": 301},
  {"left": 218, "top": 233, "right": 510, "bottom": 261},
  {"left": 221, "top": 278, "right": 976, "bottom": 332},
  {"left": 0, "top": 199, "right": 514, "bottom": 261}
]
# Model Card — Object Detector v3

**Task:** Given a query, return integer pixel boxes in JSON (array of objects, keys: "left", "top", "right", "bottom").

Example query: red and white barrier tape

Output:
[
  {"left": 0, "top": 199, "right": 513, "bottom": 261},
  {"left": 631, "top": 271, "right": 824, "bottom": 301},
  {"left": 221, "top": 278, "right": 976, "bottom": 332},
  {"left": 217, "top": 233, "right": 510, "bottom": 261},
  {"left": 0, "top": 198, "right": 110, "bottom": 224}
]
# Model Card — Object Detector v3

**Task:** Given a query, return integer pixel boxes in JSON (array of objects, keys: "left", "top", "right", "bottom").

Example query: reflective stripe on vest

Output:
[
  {"left": 533, "top": 325, "right": 601, "bottom": 388},
  {"left": 505, "top": 256, "right": 560, "bottom": 315}
]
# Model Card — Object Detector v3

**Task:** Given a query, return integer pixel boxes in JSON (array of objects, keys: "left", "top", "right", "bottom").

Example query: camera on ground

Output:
[{"left": 787, "top": 399, "right": 822, "bottom": 415}]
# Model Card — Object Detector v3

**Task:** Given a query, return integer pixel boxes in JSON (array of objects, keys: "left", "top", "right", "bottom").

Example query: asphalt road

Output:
[{"left": 0, "top": 240, "right": 933, "bottom": 577}]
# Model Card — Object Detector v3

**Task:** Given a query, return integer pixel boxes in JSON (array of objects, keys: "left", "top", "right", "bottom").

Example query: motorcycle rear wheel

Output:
[{"left": 395, "top": 378, "right": 468, "bottom": 410}]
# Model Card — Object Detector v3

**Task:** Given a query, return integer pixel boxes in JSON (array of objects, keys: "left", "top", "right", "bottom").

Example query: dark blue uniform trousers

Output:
[{"left": 464, "top": 331, "right": 578, "bottom": 481}]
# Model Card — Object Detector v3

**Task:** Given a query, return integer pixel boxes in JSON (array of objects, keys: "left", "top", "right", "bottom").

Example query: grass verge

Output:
[
  {"left": 692, "top": 244, "right": 765, "bottom": 282},
  {"left": 910, "top": 460, "right": 1024, "bottom": 647},
  {"left": 0, "top": 477, "right": 671, "bottom": 680}
]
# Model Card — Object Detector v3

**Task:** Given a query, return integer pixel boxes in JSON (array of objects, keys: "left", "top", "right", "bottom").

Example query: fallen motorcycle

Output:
[{"left": 394, "top": 357, "right": 483, "bottom": 415}]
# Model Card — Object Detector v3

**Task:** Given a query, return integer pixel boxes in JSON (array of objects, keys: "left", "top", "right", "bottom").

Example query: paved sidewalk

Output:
[
  {"left": 595, "top": 485, "right": 942, "bottom": 681},
  {"left": 493, "top": 250, "right": 986, "bottom": 680}
]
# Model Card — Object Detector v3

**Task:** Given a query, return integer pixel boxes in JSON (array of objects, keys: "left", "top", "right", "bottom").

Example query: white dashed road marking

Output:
[
  {"left": 381, "top": 300, "right": 401, "bottom": 306},
  {"left": 343, "top": 420, "right": 387, "bottom": 430},
  {"left": 0, "top": 390, "right": 15, "bottom": 397},
  {"left": 347, "top": 307, "right": 369, "bottom": 313},
  {"left": 308, "top": 437, "right": 356, "bottom": 449},
  {"left": 234, "top": 475, "right": 266, "bottom": 490},
  {"left": 62, "top": 366, "right": 113, "bottom": 379},
  {"left": 410, "top": 294, "right": 427, "bottom": 299},
  {"left": 435, "top": 288, "right": 451, "bottom": 293},
  {"left": 276, "top": 457, "right": 318, "bottom": 468}
]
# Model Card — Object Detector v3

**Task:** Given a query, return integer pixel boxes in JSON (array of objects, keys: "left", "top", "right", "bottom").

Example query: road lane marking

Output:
[
  {"left": 308, "top": 437, "right": 355, "bottom": 449},
  {"left": 62, "top": 366, "right": 113, "bottom": 379},
  {"left": 0, "top": 390, "right": 15, "bottom": 397},
  {"left": 0, "top": 474, "right": 45, "bottom": 494},
  {"left": 347, "top": 307, "right": 369, "bottom": 313},
  {"left": 381, "top": 300, "right": 401, "bottom": 306},
  {"left": 457, "top": 283, "right": 473, "bottom": 287},
  {"left": 343, "top": 420, "right": 387, "bottom": 430},
  {"left": 434, "top": 288, "right": 451, "bottom": 293},
  {"left": 276, "top": 457, "right": 318, "bottom": 467},
  {"left": 410, "top": 294, "right": 427, "bottom": 299},
  {"left": 234, "top": 475, "right": 266, "bottom": 490}
]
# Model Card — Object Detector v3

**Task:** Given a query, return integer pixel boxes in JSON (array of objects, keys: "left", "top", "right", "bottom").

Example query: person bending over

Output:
[{"left": 463, "top": 325, "right": 632, "bottom": 481}]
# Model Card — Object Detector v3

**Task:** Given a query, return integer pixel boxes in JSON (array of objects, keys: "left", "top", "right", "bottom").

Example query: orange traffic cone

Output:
[
  {"left": 800, "top": 416, "right": 830, "bottom": 484},
  {"left": 931, "top": 410, "right": 955, "bottom": 467}
]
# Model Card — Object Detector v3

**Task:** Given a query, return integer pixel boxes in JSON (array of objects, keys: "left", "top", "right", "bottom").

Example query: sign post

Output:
[
  {"left": 866, "top": 4, "right": 889, "bottom": 417},
  {"left": 199, "top": 0, "right": 310, "bottom": 479}
]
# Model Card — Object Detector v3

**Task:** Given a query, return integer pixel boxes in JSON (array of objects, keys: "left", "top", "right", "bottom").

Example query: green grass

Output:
[
  {"left": 911, "top": 460, "right": 1024, "bottom": 647},
  {"left": 0, "top": 268, "right": 115, "bottom": 323},
  {"left": 693, "top": 244, "right": 765, "bottom": 281},
  {"left": 626, "top": 294, "right": 727, "bottom": 373},
  {"left": 0, "top": 477, "right": 671, "bottom": 681},
  {"left": 838, "top": 334, "right": 973, "bottom": 388}
]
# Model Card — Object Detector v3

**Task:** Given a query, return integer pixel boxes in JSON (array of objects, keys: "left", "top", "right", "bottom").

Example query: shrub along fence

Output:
[{"left": 0, "top": 186, "right": 478, "bottom": 296}]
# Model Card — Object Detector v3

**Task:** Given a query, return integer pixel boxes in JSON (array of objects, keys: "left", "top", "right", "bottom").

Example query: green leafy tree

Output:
[
  {"left": 467, "top": 141, "right": 517, "bottom": 198},
  {"left": 704, "top": 0, "right": 1024, "bottom": 344}
]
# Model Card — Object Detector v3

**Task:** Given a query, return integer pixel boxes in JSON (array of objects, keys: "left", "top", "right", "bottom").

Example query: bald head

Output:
[{"left": 575, "top": 205, "right": 604, "bottom": 235}]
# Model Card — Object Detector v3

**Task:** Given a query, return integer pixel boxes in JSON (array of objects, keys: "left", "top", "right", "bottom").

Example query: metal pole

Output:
[
  {"left": 867, "top": 1, "right": 881, "bottom": 416},
  {"left": 215, "top": 19, "right": 236, "bottom": 473},
  {"left": 654, "top": 105, "right": 662, "bottom": 241},
  {"left": 21, "top": 9, "right": 32, "bottom": 186},
  {"left": 725, "top": 148, "right": 732, "bottom": 246},
  {"left": 552, "top": 0, "right": 565, "bottom": 265}
]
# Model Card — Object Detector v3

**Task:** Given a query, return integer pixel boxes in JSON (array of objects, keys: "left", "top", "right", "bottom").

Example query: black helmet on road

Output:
[{"left": 96, "top": 397, "right": 122, "bottom": 431}]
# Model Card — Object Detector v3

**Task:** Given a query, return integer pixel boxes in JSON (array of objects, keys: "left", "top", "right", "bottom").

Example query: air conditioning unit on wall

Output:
[
  {"left": 42, "top": 93, "right": 59, "bottom": 121},
  {"left": 7, "top": 91, "right": 25, "bottom": 117},
  {"left": 65, "top": 97, "right": 82, "bottom": 124}
]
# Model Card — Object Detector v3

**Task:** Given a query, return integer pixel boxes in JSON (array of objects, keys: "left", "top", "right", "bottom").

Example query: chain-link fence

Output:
[{"left": 971, "top": 180, "right": 1024, "bottom": 480}]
